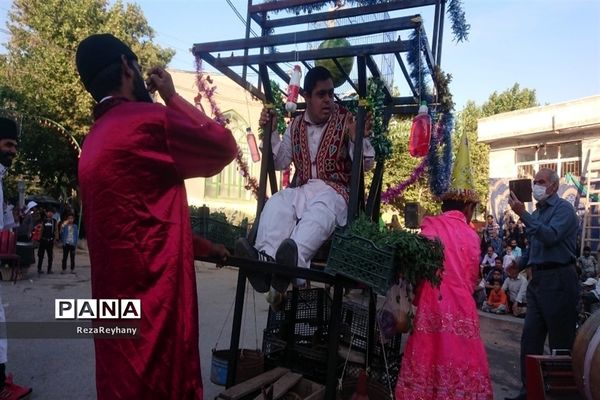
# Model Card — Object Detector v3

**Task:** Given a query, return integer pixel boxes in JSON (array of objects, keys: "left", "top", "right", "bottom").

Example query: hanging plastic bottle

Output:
[
  {"left": 350, "top": 369, "right": 370, "bottom": 400},
  {"left": 285, "top": 65, "right": 302, "bottom": 114},
  {"left": 409, "top": 101, "right": 432, "bottom": 157},
  {"left": 246, "top": 127, "right": 260, "bottom": 163}
]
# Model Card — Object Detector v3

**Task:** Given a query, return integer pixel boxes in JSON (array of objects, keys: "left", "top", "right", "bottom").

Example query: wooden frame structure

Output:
[{"left": 193, "top": 1, "right": 451, "bottom": 398}]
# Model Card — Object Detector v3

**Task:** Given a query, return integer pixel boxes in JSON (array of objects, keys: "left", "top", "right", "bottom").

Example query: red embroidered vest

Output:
[{"left": 290, "top": 105, "right": 352, "bottom": 202}]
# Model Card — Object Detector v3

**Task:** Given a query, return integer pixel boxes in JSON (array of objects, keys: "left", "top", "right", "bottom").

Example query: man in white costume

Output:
[
  {"left": 0, "top": 116, "right": 32, "bottom": 398},
  {"left": 236, "top": 67, "right": 374, "bottom": 302}
]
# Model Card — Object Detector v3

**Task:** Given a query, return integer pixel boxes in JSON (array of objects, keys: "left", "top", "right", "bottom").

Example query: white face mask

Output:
[{"left": 532, "top": 184, "right": 549, "bottom": 202}]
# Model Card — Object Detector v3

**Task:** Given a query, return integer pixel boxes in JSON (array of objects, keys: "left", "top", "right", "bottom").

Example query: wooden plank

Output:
[
  {"left": 207, "top": 40, "right": 410, "bottom": 67},
  {"left": 420, "top": 26, "right": 436, "bottom": 76},
  {"left": 253, "top": 372, "right": 303, "bottom": 400},
  {"left": 365, "top": 55, "right": 393, "bottom": 102},
  {"left": 218, "top": 367, "right": 290, "bottom": 400},
  {"left": 260, "top": 0, "right": 437, "bottom": 29},
  {"left": 395, "top": 50, "right": 418, "bottom": 98},
  {"left": 193, "top": 15, "right": 419, "bottom": 53}
]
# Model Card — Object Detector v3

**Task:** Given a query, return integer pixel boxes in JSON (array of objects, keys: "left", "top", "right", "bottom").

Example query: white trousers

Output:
[{"left": 255, "top": 180, "right": 347, "bottom": 269}]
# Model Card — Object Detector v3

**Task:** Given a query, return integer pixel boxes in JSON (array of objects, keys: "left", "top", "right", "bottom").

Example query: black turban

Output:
[
  {"left": 0, "top": 117, "right": 18, "bottom": 141},
  {"left": 75, "top": 33, "right": 138, "bottom": 91}
]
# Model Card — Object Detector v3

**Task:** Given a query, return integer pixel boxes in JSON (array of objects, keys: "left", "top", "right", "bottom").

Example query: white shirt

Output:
[
  {"left": 502, "top": 275, "right": 528, "bottom": 303},
  {"left": 271, "top": 111, "right": 375, "bottom": 175}
]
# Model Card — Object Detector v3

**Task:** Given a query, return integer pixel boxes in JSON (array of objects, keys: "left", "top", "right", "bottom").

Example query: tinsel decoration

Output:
[
  {"left": 447, "top": 0, "right": 470, "bottom": 42},
  {"left": 366, "top": 78, "right": 391, "bottom": 161},
  {"left": 195, "top": 58, "right": 259, "bottom": 198},
  {"left": 263, "top": 0, "right": 469, "bottom": 42},
  {"left": 381, "top": 112, "right": 453, "bottom": 203},
  {"left": 407, "top": 29, "right": 432, "bottom": 104},
  {"left": 427, "top": 112, "right": 454, "bottom": 197}
]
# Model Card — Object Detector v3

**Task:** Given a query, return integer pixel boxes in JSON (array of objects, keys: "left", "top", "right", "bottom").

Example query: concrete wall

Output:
[{"left": 488, "top": 148, "right": 516, "bottom": 178}]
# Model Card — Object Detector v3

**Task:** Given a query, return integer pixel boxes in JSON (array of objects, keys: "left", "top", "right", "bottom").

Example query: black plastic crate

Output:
[
  {"left": 338, "top": 301, "right": 402, "bottom": 388},
  {"left": 262, "top": 288, "right": 332, "bottom": 384}
]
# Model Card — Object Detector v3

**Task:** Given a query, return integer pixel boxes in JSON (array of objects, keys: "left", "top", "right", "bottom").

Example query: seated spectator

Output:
[
  {"left": 581, "top": 278, "right": 600, "bottom": 314},
  {"left": 502, "top": 263, "right": 528, "bottom": 317},
  {"left": 502, "top": 246, "right": 516, "bottom": 272},
  {"left": 489, "top": 229, "right": 503, "bottom": 258},
  {"left": 577, "top": 246, "right": 598, "bottom": 281},
  {"left": 480, "top": 246, "right": 498, "bottom": 273},
  {"left": 482, "top": 280, "right": 508, "bottom": 314},
  {"left": 509, "top": 239, "right": 522, "bottom": 258},
  {"left": 483, "top": 214, "right": 499, "bottom": 243},
  {"left": 485, "top": 265, "right": 506, "bottom": 296}
]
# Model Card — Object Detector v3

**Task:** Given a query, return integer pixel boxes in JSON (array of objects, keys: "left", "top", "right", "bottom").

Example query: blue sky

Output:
[{"left": 1, "top": 0, "right": 599, "bottom": 110}]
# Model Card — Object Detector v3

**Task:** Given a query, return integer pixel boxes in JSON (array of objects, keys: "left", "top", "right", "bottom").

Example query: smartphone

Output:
[{"left": 509, "top": 179, "right": 532, "bottom": 202}]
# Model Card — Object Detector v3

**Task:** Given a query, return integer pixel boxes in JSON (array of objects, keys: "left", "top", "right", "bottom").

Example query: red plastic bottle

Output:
[
  {"left": 246, "top": 127, "right": 261, "bottom": 163},
  {"left": 409, "top": 102, "right": 432, "bottom": 157}
]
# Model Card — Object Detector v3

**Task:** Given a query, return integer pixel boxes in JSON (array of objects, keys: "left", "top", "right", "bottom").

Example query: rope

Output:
[{"left": 214, "top": 293, "right": 236, "bottom": 350}]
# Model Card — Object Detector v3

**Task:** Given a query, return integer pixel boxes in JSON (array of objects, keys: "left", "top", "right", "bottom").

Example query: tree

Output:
[
  {"left": 0, "top": 0, "right": 174, "bottom": 201},
  {"left": 455, "top": 83, "right": 538, "bottom": 211}
]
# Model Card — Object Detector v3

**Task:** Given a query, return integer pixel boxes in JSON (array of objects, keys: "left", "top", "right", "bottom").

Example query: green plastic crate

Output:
[
  {"left": 191, "top": 215, "right": 246, "bottom": 252},
  {"left": 325, "top": 231, "right": 395, "bottom": 295}
]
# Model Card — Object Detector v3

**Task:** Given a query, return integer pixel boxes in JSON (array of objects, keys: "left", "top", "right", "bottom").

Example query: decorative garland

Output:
[
  {"left": 427, "top": 112, "right": 453, "bottom": 197},
  {"left": 407, "top": 29, "right": 432, "bottom": 104},
  {"left": 263, "top": 0, "right": 469, "bottom": 43},
  {"left": 366, "top": 78, "right": 391, "bottom": 161},
  {"left": 195, "top": 58, "right": 259, "bottom": 198},
  {"left": 381, "top": 112, "right": 453, "bottom": 203},
  {"left": 258, "top": 80, "right": 287, "bottom": 140}
]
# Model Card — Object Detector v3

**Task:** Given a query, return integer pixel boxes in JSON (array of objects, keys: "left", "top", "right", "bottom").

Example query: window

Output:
[
  {"left": 515, "top": 141, "right": 581, "bottom": 178},
  {"left": 204, "top": 110, "right": 259, "bottom": 201}
]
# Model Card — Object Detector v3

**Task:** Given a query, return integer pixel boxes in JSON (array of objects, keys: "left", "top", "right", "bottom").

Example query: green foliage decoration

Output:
[
  {"left": 366, "top": 78, "right": 391, "bottom": 161},
  {"left": 349, "top": 214, "right": 445, "bottom": 288}
]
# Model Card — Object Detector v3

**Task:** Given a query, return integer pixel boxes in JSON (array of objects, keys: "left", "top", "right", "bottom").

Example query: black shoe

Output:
[
  {"left": 235, "top": 238, "right": 271, "bottom": 293},
  {"left": 47, "top": 270, "right": 53, "bottom": 274},
  {"left": 273, "top": 239, "right": 297, "bottom": 292},
  {"left": 37, "top": 270, "right": 44, "bottom": 274}
]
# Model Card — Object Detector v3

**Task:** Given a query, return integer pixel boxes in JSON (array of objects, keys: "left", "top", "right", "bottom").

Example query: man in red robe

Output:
[{"left": 76, "top": 34, "right": 237, "bottom": 400}]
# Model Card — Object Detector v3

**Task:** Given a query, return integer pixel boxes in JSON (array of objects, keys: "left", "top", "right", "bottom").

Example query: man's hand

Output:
[
  {"left": 508, "top": 192, "right": 526, "bottom": 217},
  {"left": 210, "top": 243, "right": 230, "bottom": 268},
  {"left": 259, "top": 107, "right": 277, "bottom": 132},
  {"left": 345, "top": 111, "right": 373, "bottom": 142},
  {"left": 146, "top": 67, "right": 176, "bottom": 104}
]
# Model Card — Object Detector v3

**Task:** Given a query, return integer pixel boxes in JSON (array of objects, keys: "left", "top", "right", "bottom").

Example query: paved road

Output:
[{"left": 1, "top": 251, "right": 522, "bottom": 399}]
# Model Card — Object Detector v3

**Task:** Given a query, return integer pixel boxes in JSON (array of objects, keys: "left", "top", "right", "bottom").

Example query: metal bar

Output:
[
  {"left": 241, "top": 0, "right": 253, "bottom": 84},
  {"left": 436, "top": 0, "right": 446, "bottom": 67},
  {"left": 226, "top": 269, "right": 247, "bottom": 387},
  {"left": 431, "top": 0, "right": 441, "bottom": 64},
  {"left": 249, "top": 0, "right": 325, "bottom": 13},
  {"left": 199, "top": 255, "right": 339, "bottom": 284},
  {"left": 203, "top": 40, "right": 411, "bottom": 67},
  {"left": 192, "top": 15, "right": 419, "bottom": 53},
  {"left": 267, "top": 63, "right": 291, "bottom": 85},
  {"left": 420, "top": 25, "right": 436, "bottom": 76},
  {"left": 365, "top": 55, "right": 393, "bottom": 103},
  {"left": 394, "top": 51, "right": 418, "bottom": 98},
  {"left": 367, "top": 289, "right": 377, "bottom": 371},
  {"left": 366, "top": 161, "right": 384, "bottom": 218},
  {"left": 255, "top": 64, "right": 274, "bottom": 217},
  {"left": 198, "top": 52, "right": 266, "bottom": 102},
  {"left": 332, "top": 58, "right": 358, "bottom": 93},
  {"left": 261, "top": 0, "right": 437, "bottom": 29},
  {"left": 325, "top": 277, "right": 344, "bottom": 400},
  {"left": 348, "top": 56, "right": 367, "bottom": 223}
]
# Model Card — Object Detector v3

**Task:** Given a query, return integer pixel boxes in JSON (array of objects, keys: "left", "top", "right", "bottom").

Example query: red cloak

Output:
[{"left": 78, "top": 95, "right": 237, "bottom": 399}]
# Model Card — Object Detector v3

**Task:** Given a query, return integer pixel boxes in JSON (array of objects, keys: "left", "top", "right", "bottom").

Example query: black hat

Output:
[
  {"left": 75, "top": 33, "right": 138, "bottom": 91},
  {"left": 0, "top": 117, "right": 19, "bottom": 141}
]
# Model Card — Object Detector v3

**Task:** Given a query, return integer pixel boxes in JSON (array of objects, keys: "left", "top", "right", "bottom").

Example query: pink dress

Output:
[{"left": 395, "top": 210, "right": 493, "bottom": 399}]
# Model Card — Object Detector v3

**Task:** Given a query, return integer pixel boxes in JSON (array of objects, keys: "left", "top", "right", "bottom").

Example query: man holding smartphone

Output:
[{"left": 505, "top": 168, "right": 579, "bottom": 400}]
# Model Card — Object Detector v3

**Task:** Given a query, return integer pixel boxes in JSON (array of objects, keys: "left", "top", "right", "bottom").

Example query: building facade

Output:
[{"left": 478, "top": 95, "right": 600, "bottom": 253}]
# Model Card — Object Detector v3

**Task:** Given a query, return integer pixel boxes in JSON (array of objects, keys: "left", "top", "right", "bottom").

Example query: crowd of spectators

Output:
[{"left": 474, "top": 210, "right": 600, "bottom": 319}]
